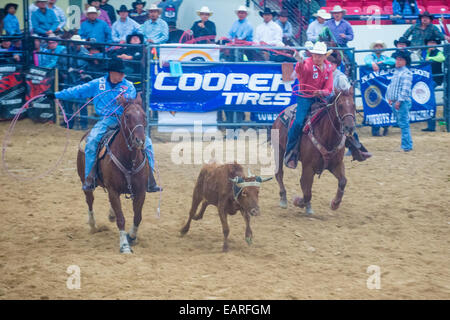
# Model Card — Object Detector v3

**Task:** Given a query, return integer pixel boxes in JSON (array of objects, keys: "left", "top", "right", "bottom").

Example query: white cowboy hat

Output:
[
  {"left": 330, "top": 5, "right": 347, "bottom": 14},
  {"left": 304, "top": 41, "right": 314, "bottom": 51},
  {"left": 197, "top": 6, "right": 213, "bottom": 16},
  {"left": 71, "top": 35, "right": 85, "bottom": 42},
  {"left": 235, "top": 5, "right": 248, "bottom": 13},
  {"left": 148, "top": 4, "right": 162, "bottom": 11},
  {"left": 309, "top": 42, "right": 328, "bottom": 55},
  {"left": 86, "top": 6, "right": 99, "bottom": 14},
  {"left": 313, "top": 9, "right": 331, "bottom": 20},
  {"left": 370, "top": 40, "right": 387, "bottom": 50}
]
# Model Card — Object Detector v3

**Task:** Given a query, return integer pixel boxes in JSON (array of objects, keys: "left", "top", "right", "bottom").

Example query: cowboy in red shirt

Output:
[{"left": 284, "top": 41, "right": 333, "bottom": 169}]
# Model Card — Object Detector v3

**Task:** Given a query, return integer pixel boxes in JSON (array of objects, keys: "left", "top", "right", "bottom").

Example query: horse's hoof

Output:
[
  {"left": 245, "top": 237, "right": 253, "bottom": 245},
  {"left": 293, "top": 196, "right": 305, "bottom": 208},
  {"left": 120, "top": 244, "right": 133, "bottom": 254},
  {"left": 127, "top": 234, "right": 138, "bottom": 246},
  {"left": 279, "top": 199, "right": 288, "bottom": 209},
  {"left": 330, "top": 200, "right": 340, "bottom": 211},
  {"left": 89, "top": 225, "right": 98, "bottom": 234},
  {"left": 306, "top": 207, "right": 314, "bottom": 215}
]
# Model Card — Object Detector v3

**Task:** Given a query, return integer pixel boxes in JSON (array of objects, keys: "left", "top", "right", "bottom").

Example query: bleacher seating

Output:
[{"left": 427, "top": 6, "right": 449, "bottom": 14}]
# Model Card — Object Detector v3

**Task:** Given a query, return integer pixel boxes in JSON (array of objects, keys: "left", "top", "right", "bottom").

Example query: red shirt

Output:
[{"left": 295, "top": 57, "right": 334, "bottom": 96}]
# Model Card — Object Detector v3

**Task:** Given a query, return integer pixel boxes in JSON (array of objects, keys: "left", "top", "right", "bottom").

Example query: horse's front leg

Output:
[
  {"left": 330, "top": 161, "right": 347, "bottom": 211},
  {"left": 128, "top": 191, "right": 145, "bottom": 246},
  {"left": 108, "top": 190, "right": 132, "bottom": 254},
  {"left": 293, "top": 165, "right": 315, "bottom": 215}
]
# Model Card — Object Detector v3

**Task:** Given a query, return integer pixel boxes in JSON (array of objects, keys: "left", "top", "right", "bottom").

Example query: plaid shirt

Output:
[
  {"left": 386, "top": 66, "right": 413, "bottom": 102},
  {"left": 403, "top": 23, "right": 444, "bottom": 47}
]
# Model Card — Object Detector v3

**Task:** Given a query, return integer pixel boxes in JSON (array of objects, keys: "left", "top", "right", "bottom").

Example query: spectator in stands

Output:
[
  {"left": 298, "top": 0, "right": 321, "bottom": 43},
  {"left": 191, "top": 6, "right": 216, "bottom": 44},
  {"left": 392, "top": 0, "right": 419, "bottom": 17},
  {"left": 130, "top": 0, "right": 148, "bottom": 25},
  {"left": 421, "top": 37, "right": 445, "bottom": 132},
  {"left": 29, "top": 1, "right": 39, "bottom": 31},
  {"left": 32, "top": 0, "right": 59, "bottom": 37},
  {"left": 80, "top": 6, "right": 112, "bottom": 43},
  {"left": 84, "top": 44, "right": 105, "bottom": 74},
  {"left": 167, "top": 21, "right": 185, "bottom": 43},
  {"left": 254, "top": 7, "right": 283, "bottom": 47},
  {"left": 365, "top": 40, "right": 395, "bottom": 72},
  {"left": 158, "top": 0, "right": 183, "bottom": 27},
  {"left": 276, "top": 10, "right": 294, "bottom": 46},
  {"left": 0, "top": 38, "right": 20, "bottom": 64},
  {"left": 68, "top": 34, "right": 89, "bottom": 69},
  {"left": 40, "top": 36, "right": 66, "bottom": 69},
  {"left": 113, "top": 32, "right": 144, "bottom": 75},
  {"left": 306, "top": 9, "right": 330, "bottom": 43},
  {"left": 101, "top": 0, "right": 116, "bottom": 25},
  {"left": 386, "top": 50, "right": 413, "bottom": 152},
  {"left": 228, "top": 5, "right": 253, "bottom": 42},
  {"left": 324, "top": 6, "right": 354, "bottom": 48},
  {"left": 3, "top": 3, "right": 21, "bottom": 35},
  {"left": 402, "top": 11, "right": 449, "bottom": 47},
  {"left": 48, "top": 0, "right": 66, "bottom": 33},
  {"left": 81, "top": 0, "right": 112, "bottom": 27},
  {"left": 112, "top": 5, "right": 140, "bottom": 43},
  {"left": 140, "top": 4, "right": 169, "bottom": 43}
]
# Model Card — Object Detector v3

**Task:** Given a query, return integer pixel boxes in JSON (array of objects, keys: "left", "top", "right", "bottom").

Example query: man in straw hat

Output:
[
  {"left": 81, "top": 0, "right": 112, "bottom": 27},
  {"left": 364, "top": 40, "right": 395, "bottom": 72},
  {"left": 306, "top": 9, "right": 331, "bottom": 42},
  {"left": 31, "top": 0, "right": 59, "bottom": 36},
  {"left": 158, "top": 0, "right": 183, "bottom": 27},
  {"left": 139, "top": 4, "right": 169, "bottom": 43},
  {"left": 402, "top": 11, "right": 448, "bottom": 47},
  {"left": 130, "top": 0, "right": 148, "bottom": 24},
  {"left": 111, "top": 5, "right": 140, "bottom": 43},
  {"left": 228, "top": 5, "right": 253, "bottom": 42},
  {"left": 284, "top": 42, "right": 334, "bottom": 169},
  {"left": 79, "top": 6, "right": 112, "bottom": 43},
  {"left": 191, "top": 6, "right": 216, "bottom": 44},
  {"left": 45, "top": 58, "right": 161, "bottom": 192}
]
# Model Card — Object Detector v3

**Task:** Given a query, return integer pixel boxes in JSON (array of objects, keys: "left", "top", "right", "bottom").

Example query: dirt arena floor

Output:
[{"left": 0, "top": 119, "right": 449, "bottom": 300}]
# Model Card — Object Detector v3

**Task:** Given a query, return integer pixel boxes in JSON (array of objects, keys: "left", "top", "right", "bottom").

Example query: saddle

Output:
[{"left": 279, "top": 102, "right": 327, "bottom": 132}]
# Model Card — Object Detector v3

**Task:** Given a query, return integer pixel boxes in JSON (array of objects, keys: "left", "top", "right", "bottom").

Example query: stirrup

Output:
[{"left": 283, "top": 150, "right": 298, "bottom": 169}]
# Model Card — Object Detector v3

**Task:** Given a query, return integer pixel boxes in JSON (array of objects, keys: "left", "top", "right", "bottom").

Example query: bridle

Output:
[{"left": 326, "top": 91, "right": 356, "bottom": 136}]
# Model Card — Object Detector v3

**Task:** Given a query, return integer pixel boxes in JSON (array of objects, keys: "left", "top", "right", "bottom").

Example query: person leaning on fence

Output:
[
  {"left": 421, "top": 37, "right": 445, "bottom": 132},
  {"left": 3, "top": 3, "right": 21, "bottom": 35},
  {"left": 0, "top": 38, "right": 20, "bottom": 64},
  {"left": 80, "top": 6, "right": 112, "bottom": 43},
  {"left": 100, "top": 0, "right": 117, "bottom": 25},
  {"left": 81, "top": 0, "right": 112, "bottom": 27},
  {"left": 139, "top": 4, "right": 169, "bottom": 44},
  {"left": 112, "top": 32, "right": 144, "bottom": 75},
  {"left": 284, "top": 42, "right": 334, "bottom": 169},
  {"left": 276, "top": 10, "right": 294, "bottom": 46},
  {"left": 228, "top": 5, "right": 253, "bottom": 42},
  {"left": 111, "top": 5, "right": 140, "bottom": 43},
  {"left": 391, "top": 37, "right": 412, "bottom": 58},
  {"left": 306, "top": 9, "right": 330, "bottom": 43},
  {"left": 129, "top": 0, "right": 148, "bottom": 25},
  {"left": 191, "top": 6, "right": 216, "bottom": 44},
  {"left": 39, "top": 35, "right": 67, "bottom": 69},
  {"left": 365, "top": 40, "right": 396, "bottom": 72},
  {"left": 386, "top": 50, "right": 414, "bottom": 152},
  {"left": 32, "top": 0, "right": 59, "bottom": 37},
  {"left": 47, "top": 0, "right": 66, "bottom": 33},
  {"left": 45, "top": 59, "right": 162, "bottom": 193}
]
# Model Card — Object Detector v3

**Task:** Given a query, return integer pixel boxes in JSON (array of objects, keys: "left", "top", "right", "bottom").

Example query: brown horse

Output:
[
  {"left": 272, "top": 87, "right": 356, "bottom": 214},
  {"left": 76, "top": 94, "right": 149, "bottom": 254}
]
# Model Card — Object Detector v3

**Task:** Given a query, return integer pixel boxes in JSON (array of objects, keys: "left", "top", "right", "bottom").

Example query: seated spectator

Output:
[
  {"left": 228, "top": 5, "right": 253, "bottom": 42},
  {"left": 68, "top": 34, "right": 89, "bottom": 69},
  {"left": 48, "top": 0, "right": 66, "bottom": 33},
  {"left": 130, "top": 0, "right": 148, "bottom": 25},
  {"left": 364, "top": 40, "right": 395, "bottom": 72},
  {"left": 191, "top": 6, "right": 216, "bottom": 44},
  {"left": 112, "top": 5, "right": 140, "bottom": 43},
  {"left": 402, "top": 11, "right": 449, "bottom": 47},
  {"left": 158, "top": 0, "right": 183, "bottom": 27},
  {"left": 39, "top": 36, "right": 67, "bottom": 69},
  {"left": 139, "top": 4, "right": 169, "bottom": 44},
  {"left": 393, "top": 0, "right": 419, "bottom": 16},
  {"left": 84, "top": 44, "right": 105, "bottom": 74},
  {"left": 100, "top": 0, "right": 116, "bottom": 25},
  {"left": 276, "top": 10, "right": 294, "bottom": 46},
  {"left": 167, "top": 21, "right": 185, "bottom": 43},
  {"left": 421, "top": 37, "right": 445, "bottom": 132},
  {"left": 80, "top": 6, "right": 112, "bottom": 43},
  {"left": 31, "top": 0, "right": 59, "bottom": 37},
  {"left": 112, "top": 32, "right": 144, "bottom": 74},
  {"left": 29, "top": 1, "right": 39, "bottom": 31},
  {"left": 306, "top": 9, "right": 330, "bottom": 43},
  {"left": 81, "top": 0, "right": 112, "bottom": 27},
  {"left": 32, "top": 35, "right": 42, "bottom": 66},
  {"left": 3, "top": 3, "right": 21, "bottom": 35},
  {"left": 0, "top": 38, "right": 20, "bottom": 64},
  {"left": 254, "top": 7, "right": 283, "bottom": 47}
]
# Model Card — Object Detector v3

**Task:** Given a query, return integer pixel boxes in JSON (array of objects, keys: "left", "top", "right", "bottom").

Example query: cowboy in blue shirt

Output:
[
  {"left": 45, "top": 59, "right": 161, "bottom": 192},
  {"left": 79, "top": 6, "right": 112, "bottom": 43},
  {"left": 31, "top": 0, "right": 59, "bottom": 36},
  {"left": 3, "top": 3, "right": 21, "bottom": 35}
]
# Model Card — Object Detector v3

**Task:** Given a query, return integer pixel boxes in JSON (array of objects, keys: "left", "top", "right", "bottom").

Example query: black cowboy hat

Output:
[
  {"left": 279, "top": 10, "right": 289, "bottom": 17},
  {"left": 126, "top": 32, "right": 143, "bottom": 44},
  {"left": 106, "top": 58, "right": 126, "bottom": 73},
  {"left": 393, "top": 50, "right": 411, "bottom": 66},
  {"left": 132, "top": 0, "right": 146, "bottom": 9},
  {"left": 87, "top": 0, "right": 100, "bottom": 4},
  {"left": 259, "top": 7, "right": 277, "bottom": 17},
  {"left": 116, "top": 5, "right": 129, "bottom": 14},
  {"left": 4, "top": 3, "right": 18, "bottom": 12},
  {"left": 394, "top": 36, "right": 411, "bottom": 47},
  {"left": 424, "top": 37, "right": 441, "bottom": 45},
  {"left": 419, "top": 11, "right": 434, "bottom": 20}
]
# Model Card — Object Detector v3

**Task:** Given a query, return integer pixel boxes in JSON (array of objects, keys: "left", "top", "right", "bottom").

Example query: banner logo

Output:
[
  {"left": 364, "top": 85, "right": 382, "bottom": 108},
  {"left": 412, "top": 81, "right": 431, "bottom": 105}
]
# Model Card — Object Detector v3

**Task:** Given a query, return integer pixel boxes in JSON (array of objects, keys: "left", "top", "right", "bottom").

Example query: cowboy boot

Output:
[{"left": 147, "top": 170, "right": 162, "bottom": 193}]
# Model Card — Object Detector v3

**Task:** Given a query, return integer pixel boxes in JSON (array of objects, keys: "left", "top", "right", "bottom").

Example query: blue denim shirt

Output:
[
  {"left": 31, "top": 8, "right": 59, "bottom": 35},
  {"left": 228, "top": 19, "right": 253, "bottom": 41},
  {"left": 3, "top": 14, "right": 21, "bottom": 35},
  {"left": 139, "top": 18, "right": 169, "bottom": 43},
  {"left": 80, "top": 19, "right": 112, "bottom": 43}
]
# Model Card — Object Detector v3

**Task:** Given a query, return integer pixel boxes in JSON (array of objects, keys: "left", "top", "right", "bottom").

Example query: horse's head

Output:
[
  {"left": 120, "top": 93, "right": 147, "bottom": 150},
  {"left": 334, "top": 86, "right": 356, "bottom": 136}
]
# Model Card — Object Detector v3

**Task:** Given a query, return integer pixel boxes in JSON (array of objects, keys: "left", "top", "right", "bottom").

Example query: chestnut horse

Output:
[
  {"left": 77, "top": 94, "right": 149, "bottom": 254},
  {"left": 272, "top": 87, "right": 356, "bottom": 214}
]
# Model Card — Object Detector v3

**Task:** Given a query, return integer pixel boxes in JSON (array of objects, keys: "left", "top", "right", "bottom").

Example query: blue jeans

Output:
[
  {"left": 392, "top": 100, "right": 413, "bottom": 151},
  {"left": 285, "top": 96, "right": 316, "bottom": 156},
  {"left": 85, "top": 116, "right": 155, "bottom": 179}
]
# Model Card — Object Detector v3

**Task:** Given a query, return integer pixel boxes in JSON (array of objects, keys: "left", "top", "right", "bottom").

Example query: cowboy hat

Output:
[
  {"left": 370, "top": 40, "right": 387, "bottom": 50},
  {"left": 313, "top": 9, "right": 331, "bottom": 20},
  {"left": 4, "top": 3, "right": 18, "bottom": 11},
  {"left": 394, "top": 36, "right": 411, "bottom": 47},
  {"left": 116, "top": 5, "right": 129, "bottom": 14},
  {"left": 86, "top": 6, "right": 99, "bottom": 14},
  {"left": 35, "top": 0, "right": 48, "bottom": 2},
  {"left": 148, "top": 4, "right": 162, "bottom": 12},
  {"left": 132, "top": 0, "right": 146, "bottom": 8},
  {"left": 106, "top": 58, "right": 126, "bottom": 73},
  {"left": 279, "top": 10, "right": 289, "bottom": 17},
  {"left": 235, "top": 5, "right": 248, "bottom": 13},
  {"left": 197, "top": 6, "right": 213, "bottom": 16},
  {"left": 330, "top": 5, "right": 347, "bottom": 14},
  {"left": 424, "top": 37, "right": 441, "bottom": 45},
  {"left": 259, "top": 7, "right": 277, "bottom": 17},
  {"left": 309, "top": 42, "right": 330, "bottom": 55},
  {"left": 126, "top": 32, "right": 144, "bottom": 44},
  {"left": 393, "top": 50, "right": 411, "bottom": 66},
  {"left": 70, "top": 34, "right": 85, "bottom": 42},
  {"left": 87, "top": 0, "right": 100, "bottom": 3},
  {"left": 419, "top": 11, "right": 434, "bottom": 20}
]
